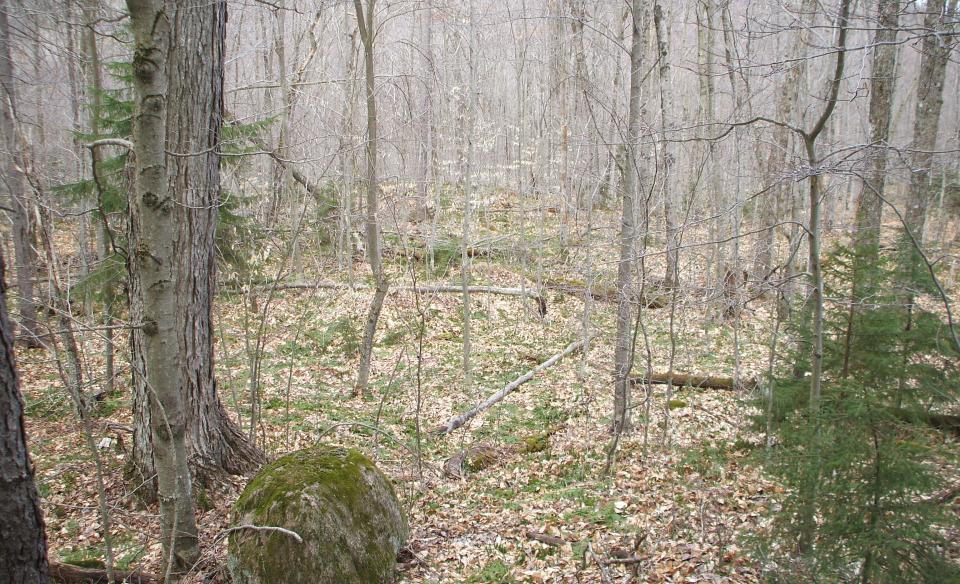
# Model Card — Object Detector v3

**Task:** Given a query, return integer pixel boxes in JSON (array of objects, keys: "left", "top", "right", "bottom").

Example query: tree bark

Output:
[
  {"left": 612, "top": 0, "right": 647, "bottom": 435},
  {"left": 170, "top": 0, "right": 264, "bottom": 483},
  {"left": 0, "top": 247, "right": 49, "bottom": 583},
  {"left": 844, "top": 0, "right": 899, "bottom": 377},
  {"left": 354, "top": 0, "right": 389, "bottom": 396},
  {"left": 903, "top": 0, "right": 956, "bottom": 242},
  {"left": 0, "top": 0, "right": 40, "bottom": 348},
  {"left": 125, "top": 0, "right": 199, "bottom": 579}
]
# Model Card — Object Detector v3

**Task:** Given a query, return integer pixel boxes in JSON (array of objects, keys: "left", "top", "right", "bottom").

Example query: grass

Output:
[{"left": 465, "top": 559, "right": 516, "bottom": 583}]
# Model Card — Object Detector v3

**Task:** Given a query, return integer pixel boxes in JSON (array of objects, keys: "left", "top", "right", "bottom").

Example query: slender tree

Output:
[
  {"left": 354, "top": 0, "right": 388, "bottom": 396},
  {"left": 0, "top": 0, "right": 39, "bottom": 348},
  {"left": 612, "top": 0, "right": 646, "bottom": 436}
]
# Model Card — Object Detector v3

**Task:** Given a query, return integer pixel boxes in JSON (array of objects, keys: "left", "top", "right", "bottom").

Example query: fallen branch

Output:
[
  {"left": 219, "top": 524, "right": 304, "bottom": 544},
  {"left": 526, "top": 529, "right": 564, "bottom": 546},
  {"left": 889, "top": 408, "right": 960, "bottom": 437},
  {"left": 630, "top": 372, "right": 757, "bottom": 391},
  {"left": 436, "top": 336, "right": 593, "bottom": 434},
  {"left": 50, "top": 561, "right": 156, "bottom": 584},
  {"left": 542, "top": 282, "right": 665, "bottom": 309},
  {"left": 224, "top": 280, "right": 546, "bottom": 313}
]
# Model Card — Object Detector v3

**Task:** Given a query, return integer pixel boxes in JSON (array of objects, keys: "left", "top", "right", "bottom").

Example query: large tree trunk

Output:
[
  {"left": 168, "top": 0, "right": 263, "bottom": 483},
  {"left": 0, "top": 247, "right": 49, "bottom": 583},
  {"left": 612, "top": 0, "right": 647, "bottom": 435},
  {"left": 854, "top": 0, "right": 899, "bottom": 257},
  {"left": 0, "top": 0, "right": 39, "bottom": 348},
  {"left": 354, "top": 0, "right": 389, "bottom": 396},
  {"left": 125, "top": 0, "right": 199, "bottom": 579}
]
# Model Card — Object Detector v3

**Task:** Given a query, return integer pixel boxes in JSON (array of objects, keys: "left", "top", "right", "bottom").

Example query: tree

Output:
[
  {"left": 125, "top": 0, "right": 199, "bottom": 578},
  {"left": 0, "top": 246, "right": 49, "bottom": 583},
  {"left": 902, "top": 0, "right": 957, "bottom": 252},
  {"left": 354, "top": 0, "right": 389, "bottom": 396},
  {"left": 168, "top": 0, "right": 264, "bottom": 484},
  {"left": 0, "top": 0, "right": 40, "bottom": 348},
  {"left": 131, "top": 0, "right": 262, "bottom": 492},
  {"left": 612, "top": 0, "right": 647, "bottom": 436}
]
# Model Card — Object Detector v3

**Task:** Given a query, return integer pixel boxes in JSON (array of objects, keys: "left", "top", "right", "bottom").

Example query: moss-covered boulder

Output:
[{"left": 228, "top": 446, "right": 408, "bottom": 584}]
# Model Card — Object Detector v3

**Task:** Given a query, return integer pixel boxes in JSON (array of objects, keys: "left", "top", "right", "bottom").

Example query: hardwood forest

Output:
[{"left": 1, "top": 0, "right": 959, "bottom": 582}]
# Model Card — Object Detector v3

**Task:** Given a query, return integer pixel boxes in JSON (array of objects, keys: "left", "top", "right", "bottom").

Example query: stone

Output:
[{"left": 228, "top": 446, "right": 408, "bottom": 584}]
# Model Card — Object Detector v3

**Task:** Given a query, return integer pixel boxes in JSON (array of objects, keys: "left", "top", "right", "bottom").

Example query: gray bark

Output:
[
  {"left": 354, "top": 0, "right": 389, "bottom": 396},
  {"left": 613, "top": 0, "right": 647, "bottom": 435},
  {"left": 854, "top": 0, "right": 899, "bottom": 257},
  {"left": 903, "top": 0, "right": 957, "bottom": 240},
  {"left": 168, "top": 0, "right": 264, "bottom": 482},
  {"left": 0, "top": 0, "right": 39, "bottom": 347},
  {"left": 125, "top": 0, "right": 199, "bottom": 579}
]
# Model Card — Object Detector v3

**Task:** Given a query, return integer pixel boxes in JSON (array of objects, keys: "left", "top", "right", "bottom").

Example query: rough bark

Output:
[
  {"left": 903, "top": 0, "right": 956, "bottom": 241},
  {"left": 0, "top": 247, "right": 49, "bottom": 584},
  {"left": 0, "top": 0, "right": 39, "bottom": 347},
  {"left": 125, "top": 0, "right": 199, "bottom": 579},
  {"left": 612, "top": 0, "right": 646, "bottom": 435},
  {"left": 168, "top": 0, "right": 264, "bottom": 483},
  {"left": 844, "top": 0, "right": 900, "bottom": 377}
]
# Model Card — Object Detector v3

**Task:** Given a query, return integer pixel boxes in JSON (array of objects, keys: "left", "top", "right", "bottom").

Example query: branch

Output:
[{"left": 436, "top": 336, "right": 594, "bottom": 435}]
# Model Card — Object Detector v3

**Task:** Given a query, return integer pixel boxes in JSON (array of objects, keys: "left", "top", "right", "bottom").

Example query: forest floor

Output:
[{"left": 17, "top": 194, "right": 959, "bottom": 583}]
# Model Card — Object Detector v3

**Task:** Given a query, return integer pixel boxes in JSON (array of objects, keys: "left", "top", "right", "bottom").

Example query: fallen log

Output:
[
  {"left": 50, "top": 562, "right": 156, "bottom": 584},
  {"left": 407, "top": 284, "right": 546, "bottom": 316},
  {"left": 526, "top": 529, "right": 565, "bottom": 546},
  {"left": 542, "top": 282, "right": 664, "bottom": 309},
  {"left": 889, "top": 408, "right": 960, "bottom": 437},
  {"left": 630, "top": 372, "right": 758, "bottom": 391},
  {"left": 436, "top": 336, "right": 593, "bottom": 434},
  {"left": 223, "top": 280, "right": 545, "bottom": 312}
]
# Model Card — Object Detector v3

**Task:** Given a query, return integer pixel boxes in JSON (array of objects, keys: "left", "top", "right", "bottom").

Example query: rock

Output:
[{"left": 228, "top": 446, "right": 408, "bottom": 584}]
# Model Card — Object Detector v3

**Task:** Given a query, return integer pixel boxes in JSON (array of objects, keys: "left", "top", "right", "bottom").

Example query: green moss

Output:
[
  {"left": 668, "top": 399, "right": 688, "bottom": 410},
  {"left": 230, "top": 446, "right": 408, "bottom": 584},
  {"left": 520, "top": 433, "right": 549, "bottom": 454}
]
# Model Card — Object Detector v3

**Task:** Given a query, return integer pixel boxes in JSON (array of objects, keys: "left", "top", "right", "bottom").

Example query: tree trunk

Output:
[
  {"left": 653, "top": 2, "right": 677, "bottom": 289},
  {"left": 0, "top": 246, "right": 49, "bottom": 583},
  {"left": 125, "top": 0, "right": 199, "bottom": 579},
  {"left": 903, "top": 0, "right": 956, "bottom": 242},
  {"left": 753, "top": 0, "right": 815, "bottom": 282},
  {"left": 131, "top": 0, "right": 262, "bottom": 490},
  {"left": 171, "top": 0, "right": 264, "bottom": 482},
  {"left": 0, "top": 0, "right": 40, "bottom": 348},
  {"left": 797, "top": 0, "right": 852, "bottom": 555},
  {"left": 854, "top": 0, "right": 899, "bottom": 258},
  {"left": 354, "top": 0, "right": 388, "bottom": 396},
  {"left": 612, "top": 0, "right": 647, "bottom": 435},
  {"left": 843, "top": 0, "right": 899, "bottom": 377},
  {"left": 81, "top": 0, "right": 116, "bottom": 397}
]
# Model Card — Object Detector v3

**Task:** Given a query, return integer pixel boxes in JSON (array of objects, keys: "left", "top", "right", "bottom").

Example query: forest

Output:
[{"left": 0, "top": 0, "right": 959, "bottom": 582}]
